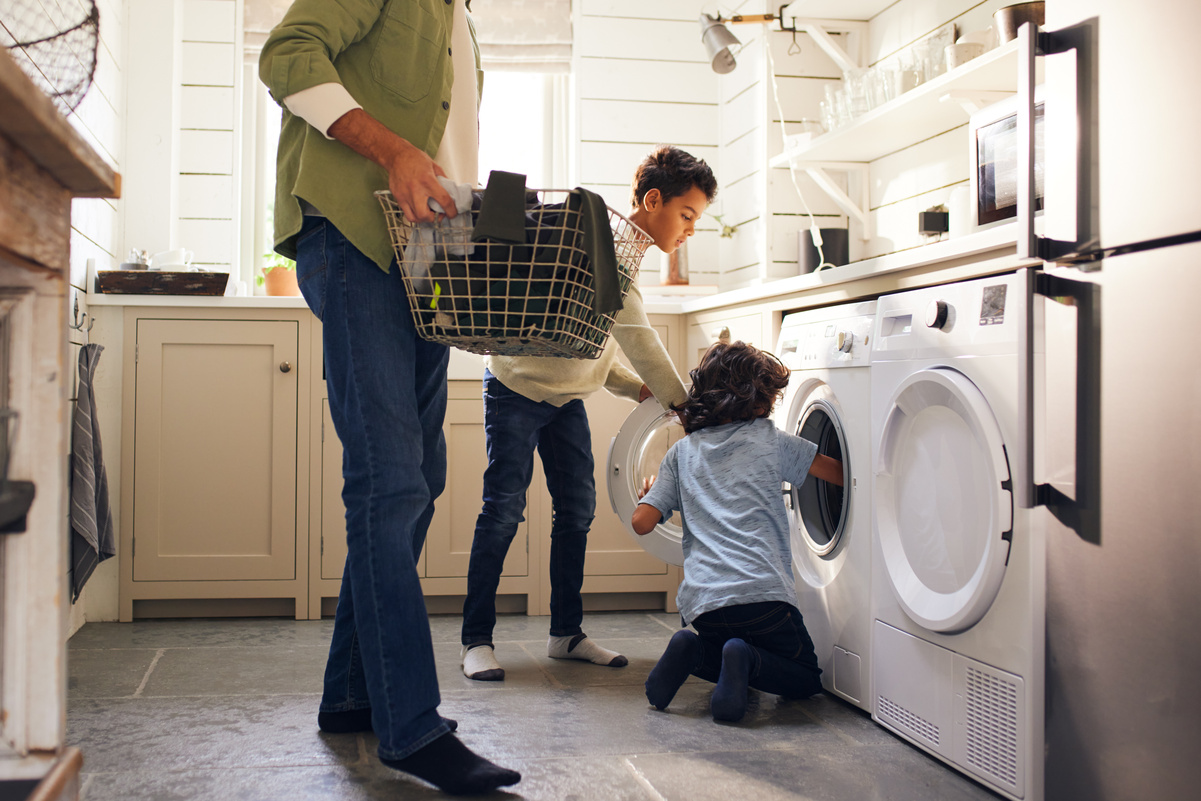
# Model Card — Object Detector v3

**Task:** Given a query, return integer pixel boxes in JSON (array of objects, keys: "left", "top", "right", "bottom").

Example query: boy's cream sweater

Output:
[{"left": 484, "top": 285, "right": 687, "bottom": 410}]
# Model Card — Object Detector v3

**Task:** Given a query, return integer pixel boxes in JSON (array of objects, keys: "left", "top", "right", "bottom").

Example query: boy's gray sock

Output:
[
  {"left": 461, "top": 644, "right": 505, "bottom": 681},
  {"left": 547, "top": 633, "right": 628, "bottom": 667}
]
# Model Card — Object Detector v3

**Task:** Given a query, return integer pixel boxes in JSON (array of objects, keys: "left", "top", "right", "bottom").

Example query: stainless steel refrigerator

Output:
[{"left": 1014, "top": 1, "right": 1201, "bottom": 798}]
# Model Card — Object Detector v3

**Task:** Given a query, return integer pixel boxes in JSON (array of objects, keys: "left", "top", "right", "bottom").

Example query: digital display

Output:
[{"left": 980, "top": 285, "right": 1007, "bottom": 325}]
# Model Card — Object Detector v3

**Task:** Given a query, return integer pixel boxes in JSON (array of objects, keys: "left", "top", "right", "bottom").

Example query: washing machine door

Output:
[
  {"left": 606, "top": 398, "right": 686, "bottom": 566},
  {"left": 785, "top": 381, "right": 852, "bottom": 563},
  {"left": 875, "top": 367, "right": 1013, "bottom": 633}
]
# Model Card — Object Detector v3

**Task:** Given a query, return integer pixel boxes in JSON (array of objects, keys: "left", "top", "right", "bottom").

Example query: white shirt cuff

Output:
[{"left": 283, "top": 83, "right": 362, "bottom": 139}]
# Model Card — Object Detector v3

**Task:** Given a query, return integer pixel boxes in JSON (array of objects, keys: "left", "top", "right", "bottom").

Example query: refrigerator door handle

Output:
[
  {"left": 1017, "top": 22, "right": 1040, "bottom": 261},
  {"left": 1020, "top": 19, "right": 1102, "bottom": 265},
  {"left": 1018, "top": 269, "right": 1101, "bottom": 544}
]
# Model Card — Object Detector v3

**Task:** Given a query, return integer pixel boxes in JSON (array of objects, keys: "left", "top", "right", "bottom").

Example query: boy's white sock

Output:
[
  {"left": 547, "top": 633, "right": 628, "bottom": 667},
  {"left": 461, "top": 644, "right": 505, "bottom": 681}
]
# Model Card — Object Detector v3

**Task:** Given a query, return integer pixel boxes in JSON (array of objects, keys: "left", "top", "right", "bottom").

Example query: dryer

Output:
[
  {"left": 869, "top": 271, "right": 1045, "bottom": 801},
  {"left": 607, "top": 398, "right": 686, "bottom": 566},
  {"left": 774, "top": 301, "right": 876, "bottom": 711}
]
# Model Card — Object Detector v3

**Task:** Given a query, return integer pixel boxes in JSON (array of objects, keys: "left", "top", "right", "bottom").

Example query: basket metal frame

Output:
[{"left": 377, "top": 189, "right": 652, "bottom": 359}]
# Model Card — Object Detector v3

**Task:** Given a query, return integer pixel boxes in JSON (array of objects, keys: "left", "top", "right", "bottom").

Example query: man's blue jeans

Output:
[
  {"left": 295, "top": 217, "right": 453, "bottom": 761},
  {"left": 690, "top": 601, "right": 823, "bottom": 699},
  {"left": 461, "top": 372, "right": 596, "bottom": 646}
]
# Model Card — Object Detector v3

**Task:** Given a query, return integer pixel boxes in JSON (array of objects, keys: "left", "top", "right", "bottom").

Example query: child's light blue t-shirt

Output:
[{"left": 641, "top": 417, "right": 818, "bottom": 626}]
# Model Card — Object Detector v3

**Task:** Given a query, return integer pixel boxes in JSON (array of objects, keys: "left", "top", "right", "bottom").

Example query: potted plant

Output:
[{"left": 259, "top": 252, "right": 300, "bottom": 297}]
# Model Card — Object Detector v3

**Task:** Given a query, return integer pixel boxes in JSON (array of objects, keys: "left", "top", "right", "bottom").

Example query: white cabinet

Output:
[{"left": 118, "top": 309, "right": 312, "bottom": 621}]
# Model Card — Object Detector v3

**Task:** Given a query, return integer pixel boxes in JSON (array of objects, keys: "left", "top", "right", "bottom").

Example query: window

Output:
[{"left": 477, "top": 72, "right": 569, "bottom": 189}]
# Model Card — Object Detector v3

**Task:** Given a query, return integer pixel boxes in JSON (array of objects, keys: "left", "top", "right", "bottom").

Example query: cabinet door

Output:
[
  {"left": 687, "top": 310, "right": 766, "bottom": 364},
  {"left": 132, "top": 319, "right": 297, "bottom": 581},
  {"left": 425, "top": 398, "right": 528, "bottom": 578}
]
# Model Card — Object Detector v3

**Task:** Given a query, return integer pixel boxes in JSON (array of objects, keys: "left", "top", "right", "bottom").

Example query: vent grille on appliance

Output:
[
  {"left": 878, "top": 695, "right": 940, "bottom": 746},
  {"left": 964, "top": 665, "right": 1020, "bottom": 788}
]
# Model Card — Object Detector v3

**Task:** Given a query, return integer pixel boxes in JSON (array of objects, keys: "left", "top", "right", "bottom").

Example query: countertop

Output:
[{"left": 87, "top": 224, "right": 1035, "bottom": 317}]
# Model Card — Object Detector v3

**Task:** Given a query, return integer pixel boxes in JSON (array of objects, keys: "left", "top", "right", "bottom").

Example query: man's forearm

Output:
[{"left": 326, "top": 108, "right": 453, "bottom": 223}]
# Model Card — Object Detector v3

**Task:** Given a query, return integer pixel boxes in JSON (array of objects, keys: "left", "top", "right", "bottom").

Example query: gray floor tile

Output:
[
  {"left": 628, "top": 744, "right": 1002, "bottom": 801},
  {"left": 140, "top": 645, "right": 328, "bottom": 697},
  {"left": 68, "top": 647, "right": 159, "bottom": 699},
  {"left": 79, "top": 763, "right": 447, "bottom": 801},
  {"left": 68, "top": 619, "right": 335, "bottom": 651},
  {"left": 69, "top": 694, "right": 355, "bottom": 773}
]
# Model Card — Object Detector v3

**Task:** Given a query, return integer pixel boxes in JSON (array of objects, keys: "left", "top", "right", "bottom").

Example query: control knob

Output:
[
  {"left": 835, "top": 330, "right": 855, "bottom": 353},
  {"left": 925, "top": 300, "right": 951, "bottom": 331}
]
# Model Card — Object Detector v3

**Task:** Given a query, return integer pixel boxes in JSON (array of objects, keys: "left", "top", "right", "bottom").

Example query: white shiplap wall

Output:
[
  {"left": 758, "top": 0, "right": 1017, "bottom": 282},
  {"left": 123, "top": 0, "right": 240, "bottom": 274},
  {"left": 723, "top": 0, "right": 851, "bottom": 290},
  {"left": 573, "top": 0, "right": 721, "bottom": 288}
]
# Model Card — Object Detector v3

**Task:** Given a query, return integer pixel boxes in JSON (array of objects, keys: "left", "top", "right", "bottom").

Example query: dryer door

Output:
[
  {"left": 606, "top": 398, "right": 687, "bottom": 565},
  {"left": 875, "top": 367, "right": 1013, "bottom": 633},
  {"left": 787, "top": 385, "right": 852, "bottom": 561}
]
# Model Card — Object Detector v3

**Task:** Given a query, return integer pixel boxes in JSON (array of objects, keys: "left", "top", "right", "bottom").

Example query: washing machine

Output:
[
  {"left": 774, "top": 301, "right": 876, "bottom": 711},
  {"left": 869, "top": 271, "right": 1045, "bottom": 801}
]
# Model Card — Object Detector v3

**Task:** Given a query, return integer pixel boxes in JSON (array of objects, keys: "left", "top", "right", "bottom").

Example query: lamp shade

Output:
[{"left": 699, "top": 13, "right": 740, "bottom": 74}]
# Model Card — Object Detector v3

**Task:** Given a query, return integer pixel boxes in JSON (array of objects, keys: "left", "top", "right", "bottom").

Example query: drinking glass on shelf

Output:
[
  {"left": 843, "top": 68, "right": 871, "bottom": 118},
  {"left": 868, "top": 67, "right": 894, "bottom": 108},
  {"left": 820, "top": 98, "right": 837, "bottom": 133}
]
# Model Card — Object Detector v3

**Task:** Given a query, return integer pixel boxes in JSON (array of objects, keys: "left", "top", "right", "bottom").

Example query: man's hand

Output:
[{"left": 326, "top": 108, "right": 455, "bottom": 224}]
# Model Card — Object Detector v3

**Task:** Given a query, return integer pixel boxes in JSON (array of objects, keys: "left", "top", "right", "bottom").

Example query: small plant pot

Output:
[{"left": 263, "top": 265, "right": 300, "bottom": 297}]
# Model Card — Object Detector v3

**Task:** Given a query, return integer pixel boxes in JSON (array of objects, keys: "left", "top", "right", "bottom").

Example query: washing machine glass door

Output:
[
  {"left": 875, "top": 367, "right": 1013, "bottom": 633},
  {"left": 790, "top": 392, "right": 851, "bottom": 558},
  {"left": 606, "top": 398, "right": 686, "bottom": 566}
]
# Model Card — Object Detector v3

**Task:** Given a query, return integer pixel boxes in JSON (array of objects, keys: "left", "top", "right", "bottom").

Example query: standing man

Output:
[{"left": 260, "top": 1, "right": 520, "bottom": 795}]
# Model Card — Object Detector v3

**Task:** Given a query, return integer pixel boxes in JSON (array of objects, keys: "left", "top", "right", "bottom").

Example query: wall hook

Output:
[{"left": 71, "top": 296, "right": 95, "bottom": 344}]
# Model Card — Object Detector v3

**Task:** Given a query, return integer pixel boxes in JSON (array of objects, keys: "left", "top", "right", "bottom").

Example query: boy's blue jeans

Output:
[
  {"left": 461, "top": 371, "right": 596, "bottom": 646},
  {"left": 690, "top": 601, "right": 823, "bottom": 699},
  {"left": 295, "top": 217, "right": 453, "bottom": 761}
]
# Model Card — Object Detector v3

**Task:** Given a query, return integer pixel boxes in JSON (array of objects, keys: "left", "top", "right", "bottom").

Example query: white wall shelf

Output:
[{"left": 771, "top": 39, "right": 1040, "bottom": 167}]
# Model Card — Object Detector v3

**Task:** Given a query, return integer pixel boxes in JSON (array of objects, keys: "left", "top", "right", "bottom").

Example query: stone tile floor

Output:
[{"left": 67, "top": 611, "right": 1002, "bottom": 800}]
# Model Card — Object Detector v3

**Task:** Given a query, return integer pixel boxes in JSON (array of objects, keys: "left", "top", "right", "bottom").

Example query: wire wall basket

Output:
[
  {"left": 1, "top": 0, "right": 99, "bottom": 114},
  {"left": 378, "top": 189, "right": 652, "bottom": 359}
]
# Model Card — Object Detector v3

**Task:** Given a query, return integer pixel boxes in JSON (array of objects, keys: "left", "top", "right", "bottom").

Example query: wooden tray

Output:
[{"left": 97, "top": 270, "right": 229, "bottom": 296}]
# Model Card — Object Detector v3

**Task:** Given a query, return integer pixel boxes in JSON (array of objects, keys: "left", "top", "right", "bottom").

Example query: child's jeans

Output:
[{"left": 690, "top": 601, "right": 823, "bottom": 699}]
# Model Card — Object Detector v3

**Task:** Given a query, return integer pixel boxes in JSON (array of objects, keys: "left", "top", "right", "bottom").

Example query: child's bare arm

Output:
[
  {"left": 809, "top": 454, "right": 844, "bottom": 486},
  {"left": 632, "top": 503, "right": 662, "bottom": 535}
]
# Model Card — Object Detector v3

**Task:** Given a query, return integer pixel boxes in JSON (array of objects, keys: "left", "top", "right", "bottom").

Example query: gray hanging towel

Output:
[
  {"left": 570, "top": 187, "right": 622, "bottom": 314},
  {"left": 70, "top": 343, "right": 115, "bottom": 602}
]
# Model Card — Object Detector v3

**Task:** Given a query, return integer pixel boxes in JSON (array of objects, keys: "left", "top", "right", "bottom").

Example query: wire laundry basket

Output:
[{"left": 377, "top": 189, "right": 652, "bottom": 359}]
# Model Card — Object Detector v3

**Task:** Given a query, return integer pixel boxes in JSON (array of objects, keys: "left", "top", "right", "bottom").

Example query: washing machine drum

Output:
[
  {"left": 875, "top": 367, "right": 1014, "bottom": 634},
  {"left": 790, "top": 395, "right": 850, "bottom": 557},
  {"left": 607, "top": 398, "right": 687, "bottom": 565}
]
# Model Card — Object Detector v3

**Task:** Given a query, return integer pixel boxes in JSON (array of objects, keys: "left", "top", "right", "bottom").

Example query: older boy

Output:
[{"left": 460, "top": 146, "right": 717, "bottom": 680}]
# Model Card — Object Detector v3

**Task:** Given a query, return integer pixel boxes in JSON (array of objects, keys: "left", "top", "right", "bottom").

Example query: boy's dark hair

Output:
[
  {"left": 630, "top": 145, "right": 718, "bottom": 208},
  {"left": 672, "top": 341, "right": 790, "bottom": 434}
]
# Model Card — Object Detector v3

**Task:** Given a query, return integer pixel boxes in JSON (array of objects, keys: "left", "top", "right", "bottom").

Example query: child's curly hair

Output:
[{"left": 672, "top": 341, "right": 790, "bottom": 434}]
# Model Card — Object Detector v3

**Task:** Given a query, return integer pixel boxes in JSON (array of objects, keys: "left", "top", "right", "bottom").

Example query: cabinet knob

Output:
[
  {"left": 279, "top": 361, "right": 292, "bottom": 373},
  {"left": 712, "top": 326, "right": 731, "bottom": 343}
]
